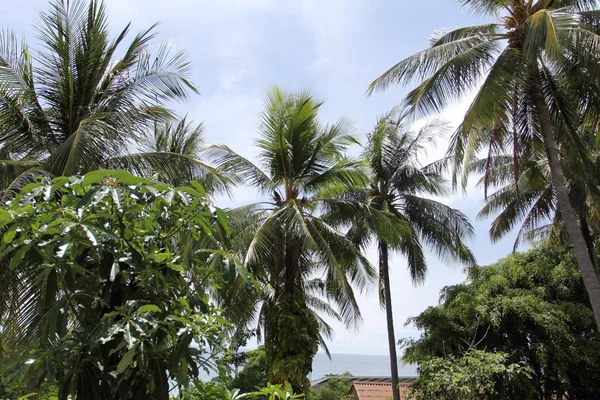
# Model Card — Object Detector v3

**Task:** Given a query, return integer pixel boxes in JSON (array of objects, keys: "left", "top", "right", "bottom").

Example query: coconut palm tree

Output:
[
  {"left": 369, "top": 0, "right": 600, "bottom": 330},
  {"left": 0, "top": 0, "right": 220, "bottom": 392},
  {"left": 472, "top": 124, "right": 600, "bottom": 272},
  {"left": 0, "top": 0, "right": 216, "bottom": 199},
  {"left": 109, "top": 116, "right": 228, "bottom": 192},
  {"left": 210, "top": 87, "right": 397, "bottom": 393},
  {"left": 349, "top": 112, "right": 475, "bottom": 400}
]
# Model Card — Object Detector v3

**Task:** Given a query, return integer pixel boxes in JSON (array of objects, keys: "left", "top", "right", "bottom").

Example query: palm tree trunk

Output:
[
  {"left": 379, "top": 240, "right": 401, "bottom": 400},
  {"left": 580, "top": 215, "right": 599, "bottom": 277},
  {"left": 528, "top": 61, "right": 600, "bottom": 331}
]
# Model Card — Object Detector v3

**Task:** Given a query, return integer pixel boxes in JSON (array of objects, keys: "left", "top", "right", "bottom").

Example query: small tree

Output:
[
  {"left": 0, "top": 170, "right": 235, "bottom": 399},
  {"left": 410, "top": 350, "right": 530, "bottom": 400},
  {"left": 230, "top": 347, "right": 269, "bottom": 394}
]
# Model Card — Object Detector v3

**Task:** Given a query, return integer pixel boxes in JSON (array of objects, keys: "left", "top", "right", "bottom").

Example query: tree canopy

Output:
[
  {"left": 0, "top": 170, "right": 234, "bottom": 399},
  {"left": 404, "top": 243, "right": 600, "bottom": 399}
]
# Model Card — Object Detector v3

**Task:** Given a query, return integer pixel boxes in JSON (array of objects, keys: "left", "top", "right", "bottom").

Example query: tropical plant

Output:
[
  {"left": 110, "top": 116, "right": 227, "bottom": 191},
  {"left": 470, "top": 125, "right": 600, "bottom": 274},
  {"left": 404, "top": 243, "right": 600, "bottom": 398},
  {"left": 0, "top": 0, "right": 220, "bottom": 199},
  {"left": 409, "top": 350, "right": 531, "bottom": 400},
  {"left": 307, "top": 373, "right": 353, "bottom": 400},
  {"left": 347, "top": 111, "right": 475, "bottom": 400},
  {"left": 0, "top": 170, "right": 233, "bottom": 399},
  {"left": 178, "top": 382, "right": 248, "bottom": 400},
  {"left": 369, "top": 0, "right": 600, "bottom": 330},
  {"left": 230, "top": 347, "right": 269, "bottom": 395},
  {"left": 251, "top": 382, "right": 304, "bottom": 400},
  {"left": 210, "top": 87, "right": 389, "bottom": 393}
]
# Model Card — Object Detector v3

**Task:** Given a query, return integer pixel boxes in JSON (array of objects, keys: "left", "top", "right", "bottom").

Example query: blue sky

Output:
[{"left": 3, "top": 0, "right": 521, "bottom": 355}]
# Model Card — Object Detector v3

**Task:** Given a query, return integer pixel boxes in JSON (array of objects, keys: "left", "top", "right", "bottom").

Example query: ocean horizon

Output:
[
  {"left": 198, "top": 352, "right": 417, "bottom": 382},
  {"left": 310, "top": 353, "right": 417, "bottom": 380}
]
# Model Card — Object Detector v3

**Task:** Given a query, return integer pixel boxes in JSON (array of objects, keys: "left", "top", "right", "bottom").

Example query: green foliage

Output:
[
  {"left": 211, "top": 87, "right": 376, "bottom": 392},
  {"left": 251, "top": 382, "right": 304, "bottom": 400},
  {"left": 0, "top": 170, "right": 233, "bottom": 399},
  {"left": 348, "top": 109, "right": 474, "bottom": 400},
  {"left": 178, "top": 381, "right": 246, "bottom": 400},
  {"left": 357, "top": 110, "right": 475, "bottom": 283},
  {"left": 369, "top": 0, "right": 600, "bottom": 331},
  {"left": 410, "top": 350, "right": 531, "bottom": 400},
  {"left": 307, "top": 373, "right": 353, "bottom": 400},
  {"left": 266, "top": 291, "right": 319, "bottom": 392},
  {"left": 404, "top": 243, "right": 600, "bottom": 398},
  {"left": 0, "top": 377, "right": 57, "bottom": 400},
  {"left": 230, "top": 347, "right": 268, "bottom": 394},
  {"left": 0, "top": 0, "right": 219, "bottom": 197}
]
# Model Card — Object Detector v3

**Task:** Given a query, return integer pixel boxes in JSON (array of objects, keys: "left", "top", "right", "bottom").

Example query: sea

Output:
[
  {"left": 198, "top": 353, "right": 417, "bottom": 382},
  {"left": 310, "top": 353, "right": 417, "bottom": 380}
]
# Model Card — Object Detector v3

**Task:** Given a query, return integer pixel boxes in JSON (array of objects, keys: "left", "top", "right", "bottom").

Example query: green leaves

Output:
[
  {"left": 0, "top": 170, "right": 233, "bottom": 399},
  {"left": 251, "top": 382, "right": 304, "bottom": 399},
  {"left": 0, "top": 0, "right": 207, "bottom": 199},
  {"left": 116, "top": 347, "right": 137, "bottom": 374},
  {"left": 411, "top": 349, "right": 531, "bottom": 400},
  {"left": 405, "top": 244, "right": 600, "bottom": 397},
  {"left": 524, "top": 11, "right": 578, "bottom": 59},
  {"left": 137, "top": 304, "right": 161, "bottom": 313}
]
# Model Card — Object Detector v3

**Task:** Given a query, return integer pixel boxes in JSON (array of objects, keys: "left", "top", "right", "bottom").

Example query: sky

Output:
[{"left": 2, "top": 0, "right": 522, "bottom": 355}]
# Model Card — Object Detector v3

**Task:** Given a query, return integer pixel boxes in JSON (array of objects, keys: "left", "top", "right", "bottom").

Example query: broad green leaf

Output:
[
  {"left": 190, "top": 180, "right": 206, "bottom": 198},
  {"left": 223, "top": 257, "right": 235, "bottom": 283},
  {"left": 137, "top": 304, "right": 161, "bottom": 313},
  {"left": 17, "top": 393, "right": 39, "bottom": 400},
  {"left": 123, "top": 323, "right": 136, "bottom": 348},
  {"left": 19, "top": 186, "right": 44, "bottom": 206},
  {"left": 3, "top": 226, "right": 17, "bottom": 243},
  {"left": 177, "top": 358, "right": 189, "bottom": 387},
  {"left": 235, "top": 260, "right": 260, "bottom": 292},
  {"left": 177, "top": 297, "right": 190, "bottom": 309},
  {"left": 110, "top": 187, "right": 122, "bottom": 209},
  {"left": 56, "top": 243, "right": 72, "bottom": 258},
  {"left": 168, "top": 264, "right": 185, "bottom": 272},
  {"left": 82, "top": 170, "right": 109, "bottom": 185},
  {"left": 116, "top": 347, "right": 136, "bottom": 374},
  {"left": 99, "top": 323, "right": 123, "bottom": 344},
  {"left": 9, "top": 245, "right": 29, "bottom": 270},
  {"left": 109, "top": 170, "right": 155, "bottom": 186},
  {"left": 0, "top": 210, "right": 11, "bottom": 228},
  {"left": 109, "top": 263, "right": 120, "bottom": 282},
  {"left": 216, "top": 208, "right": 230, "bottom": 234},
  {"left": 81, "top": 224, "right": 100, "bottom": 246}
]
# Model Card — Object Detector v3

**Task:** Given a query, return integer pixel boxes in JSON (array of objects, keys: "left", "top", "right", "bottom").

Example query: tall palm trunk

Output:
[
  {"left": 528, "top": 61, "right": 600, "bottom": 331},
  {"left": 580, "top": 216, "right": 599, "bottom": 277},
  {"left": 379, "top": 240, "right": 400, "bottom": 400}
]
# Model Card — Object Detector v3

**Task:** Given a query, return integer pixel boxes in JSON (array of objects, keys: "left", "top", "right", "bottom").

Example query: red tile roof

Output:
[{"left": 348, "top": 382, "right": 414, "bottom": 400}]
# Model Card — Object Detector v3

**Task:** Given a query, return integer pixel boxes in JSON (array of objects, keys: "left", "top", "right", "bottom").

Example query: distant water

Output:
[
  {"left": 198, "top": 352, "right": 418, "bottom": 382},
  {"left": 310, "top": 353, "right": 417, "bottom": 380}
]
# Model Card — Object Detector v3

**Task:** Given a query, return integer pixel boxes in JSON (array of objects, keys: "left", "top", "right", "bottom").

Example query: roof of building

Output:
[
  {"left": 348, "top": 381, "right": 414, "bottom": 400},
  {"left": 349, "top": 382, "right": 393, "bottom": 400},
  {"left": 310, "top": 375, "right": 416, "bottom": 389}
]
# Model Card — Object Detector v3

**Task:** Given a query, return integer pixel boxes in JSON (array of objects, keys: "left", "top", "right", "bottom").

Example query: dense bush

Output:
[
  {"left": 405, "top": 243, "right": 600, "bottom": 399},
  {"left": 0, "top": 171, "right": 236, "bottom": 399}
]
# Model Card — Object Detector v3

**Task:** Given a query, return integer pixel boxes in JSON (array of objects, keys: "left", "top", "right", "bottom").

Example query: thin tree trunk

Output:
[
  {"left": 379, "top": 240, "right": 401, "bottom": 400},
  {"left": 25, "top": 378, "right": 39, "bottom": 400},
  {"left": 580, "top": 216, "right": 599, "bottom": 277},
  {"left": 528, "top": 61, "right": 600, "bottom": 331}
]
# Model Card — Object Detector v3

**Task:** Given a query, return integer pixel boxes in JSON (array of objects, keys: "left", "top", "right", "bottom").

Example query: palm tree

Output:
[
  {"left": 210, "top": 87, "right": 393, "bottom": 393},
  {"left": 368, "top": 0, "right": 600, "bottom": 330},
  {"left": 350, "top": 112, "right": 475, "bottom": 400},
  {"left": 109, "top": 116, "right": 228, "bottom": 192},
  {"left": 0, "top": 0, "right": 214, "bottom": 199},
  {"left": 472, "top": 124, "right": 600, "bottom": 271}
]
